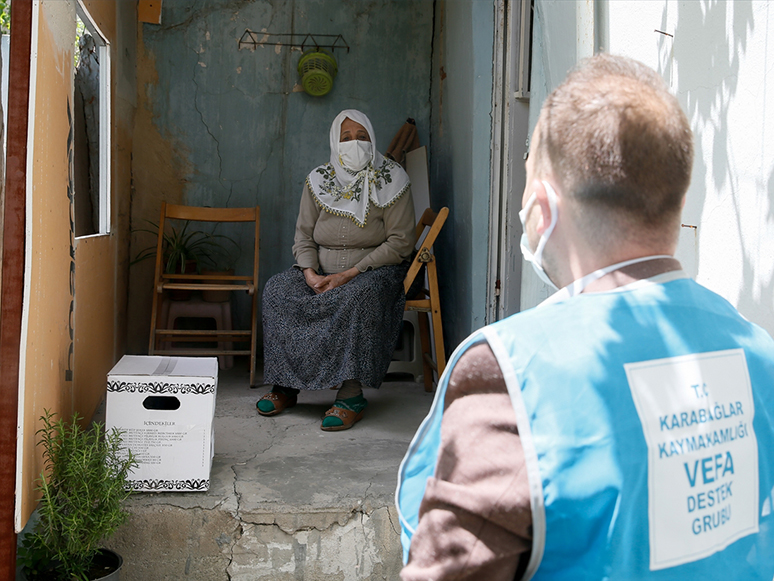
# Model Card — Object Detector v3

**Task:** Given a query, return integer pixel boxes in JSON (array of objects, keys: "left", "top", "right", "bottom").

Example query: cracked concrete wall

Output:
[
  {"left": 128, "top": 0, "right": 434, "bottom": 354},
  {"left": 229, "top": 508, "right": 401, "bottom": 580},
  {"left": 106, "top": 504, "right": 401, "bottom": 581}
]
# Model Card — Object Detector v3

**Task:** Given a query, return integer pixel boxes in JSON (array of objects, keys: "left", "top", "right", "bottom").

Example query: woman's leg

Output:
[{"left": 336, "top": 379, "right": 362, "bottom": 399}]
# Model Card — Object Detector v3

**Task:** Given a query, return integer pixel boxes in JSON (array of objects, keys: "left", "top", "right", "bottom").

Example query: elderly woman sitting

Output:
[{"left": 259, "top": 109, "right": 415, "bottom": 431}]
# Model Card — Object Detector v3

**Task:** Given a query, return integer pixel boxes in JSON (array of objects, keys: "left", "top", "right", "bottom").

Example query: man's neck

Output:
[
  {"left": 581, "top": 256, "right": 683, "bottom": 293},
  {"left": 544, "top": 207, "right": 681, "bottom": 291}
]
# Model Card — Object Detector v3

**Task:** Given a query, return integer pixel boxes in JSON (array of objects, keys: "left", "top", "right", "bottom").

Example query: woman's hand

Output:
[
  {"left": 305, "top": 267, "right": 359, "bottom": 294},
  {"left": 303, "top": 268, "right": 326, "bottom": 293}
]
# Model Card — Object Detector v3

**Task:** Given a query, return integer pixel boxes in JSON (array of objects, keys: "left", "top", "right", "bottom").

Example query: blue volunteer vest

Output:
[{"left": 397, "top": 276, "right": 774, "bottom": 580}]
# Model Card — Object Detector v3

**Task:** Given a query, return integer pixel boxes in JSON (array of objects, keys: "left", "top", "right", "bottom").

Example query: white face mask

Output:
[
  {"left": 519, "top": 180, "right": 559, "bottom": 289},
  {"left": 338, "top": 140, "right": 373, "bottom": 172}
]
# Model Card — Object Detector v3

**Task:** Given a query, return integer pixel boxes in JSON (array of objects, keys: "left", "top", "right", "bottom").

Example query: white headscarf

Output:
[{"left": 306, "top": 109, "right": 411, "bottom": 227}]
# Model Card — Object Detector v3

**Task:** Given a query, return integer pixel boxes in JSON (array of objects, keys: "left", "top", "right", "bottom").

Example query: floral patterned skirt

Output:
[{"left": 262, "top": 264, "right": 408, "bottom": 390}]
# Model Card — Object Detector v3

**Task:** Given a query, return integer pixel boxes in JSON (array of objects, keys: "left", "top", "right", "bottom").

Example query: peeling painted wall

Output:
[
  {"left": 523, "top": 0, "right": 774, "bottom": 338},
  {"left": 128, "top": 0, "right": 434, "bottom": 353},
  {"left": 428, "top": 0, "right": 495, "bottom": 352}
]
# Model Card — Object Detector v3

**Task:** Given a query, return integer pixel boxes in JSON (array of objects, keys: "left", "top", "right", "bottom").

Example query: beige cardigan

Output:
[{"left": 292, "top": 183, "right": 416, "bottom": 274}]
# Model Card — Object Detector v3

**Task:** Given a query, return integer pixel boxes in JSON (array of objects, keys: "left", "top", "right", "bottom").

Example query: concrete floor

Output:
[{"left": 105, "top": 363, "right": 436, "bottom": 581}]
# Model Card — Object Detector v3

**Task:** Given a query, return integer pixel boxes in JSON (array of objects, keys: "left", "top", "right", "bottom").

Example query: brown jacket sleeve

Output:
[{"left": 401, "top": 343, "right": 533, "bottom": 581}]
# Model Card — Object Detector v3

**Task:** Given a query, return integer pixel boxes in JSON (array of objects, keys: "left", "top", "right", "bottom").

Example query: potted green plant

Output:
[
  {"left": 131, "top": 219, "right": 238, "bottom": 275},
  {"left": 131, "top": 220, "right": 239, "bottom": 300},
  {"left": 17, "top": 410, "right": 137, "bottom": 581}
]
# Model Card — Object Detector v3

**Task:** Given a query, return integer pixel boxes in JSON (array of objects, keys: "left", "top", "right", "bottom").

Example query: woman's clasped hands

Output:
[{"left": 303, "top": 267, "right": 359, "bottom": 294}]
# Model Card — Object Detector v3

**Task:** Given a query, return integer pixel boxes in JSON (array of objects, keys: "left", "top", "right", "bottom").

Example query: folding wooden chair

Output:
[
  {"left": 148, "top": 203, "right": 260, "bottom": 386},
  {"left": 403, "top": 207, "right": 448, "bottom": 392}
]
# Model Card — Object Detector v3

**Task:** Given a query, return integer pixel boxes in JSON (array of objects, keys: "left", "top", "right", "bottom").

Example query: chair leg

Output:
[
  {"left": 159, "top": 298, "right": 172, "bottom": 350},
  {"left": 249, "top": 289, "right": 258, "bottom": 387},
  {"left": 427, "top": 262, "right": 446, "bottom": 380},
  {"left": 149, "top": 290, "right": 163, "bottom": 354},
  {"left": 215, "top": 302, "right": 234, "bottom": 370},
  {"left": 417, "top": 311, "right": 434, "bottom": 392}
]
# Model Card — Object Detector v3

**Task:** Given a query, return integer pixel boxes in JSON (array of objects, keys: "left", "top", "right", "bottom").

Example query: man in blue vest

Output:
[{"left": 397, "top": 53, "right": 774, "bottom": 580}]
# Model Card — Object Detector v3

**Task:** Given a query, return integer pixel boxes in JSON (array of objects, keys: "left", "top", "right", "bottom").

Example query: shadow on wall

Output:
[{"left": 664, "top": 1, "right": 774, "bottom": 324}]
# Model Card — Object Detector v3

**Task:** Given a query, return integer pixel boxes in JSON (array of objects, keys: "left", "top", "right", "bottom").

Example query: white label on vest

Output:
[{"left": 626, "top": 349, "right": 759, "bottom": 570}]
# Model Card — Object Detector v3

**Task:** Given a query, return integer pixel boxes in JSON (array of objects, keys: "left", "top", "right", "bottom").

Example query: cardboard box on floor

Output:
[{"left": 106, "top": 356, "right": 218, "bottom": 492}]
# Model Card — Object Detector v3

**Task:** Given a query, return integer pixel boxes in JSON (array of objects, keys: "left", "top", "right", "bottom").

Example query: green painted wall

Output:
[
  {"left": 128, "top": 0, "right": 434, "bottom": 353},
  {"left": 428, "top": 0, "right": 495, "bottom": 352}
]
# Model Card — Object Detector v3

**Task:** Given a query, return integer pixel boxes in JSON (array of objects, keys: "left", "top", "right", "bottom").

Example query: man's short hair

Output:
[{"left": 534, "top": 53, "right": 693, "bottom": 228}]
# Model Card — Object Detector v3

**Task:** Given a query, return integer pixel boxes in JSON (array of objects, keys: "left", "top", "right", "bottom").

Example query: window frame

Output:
[{"left": 74, "top": 0, "right": 111, "bottom": 238}]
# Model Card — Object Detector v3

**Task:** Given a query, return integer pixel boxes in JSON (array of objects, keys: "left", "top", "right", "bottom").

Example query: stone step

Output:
[{"left": 105, "top": 370, "right": 434, "bottom": 580}]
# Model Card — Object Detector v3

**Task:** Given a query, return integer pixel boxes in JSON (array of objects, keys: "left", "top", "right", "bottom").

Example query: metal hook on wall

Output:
[{"left": 238, "top": 31, "right": 350, "bottom": 53}]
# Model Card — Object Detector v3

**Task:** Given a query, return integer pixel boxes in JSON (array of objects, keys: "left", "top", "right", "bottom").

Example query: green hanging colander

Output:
[{"left": 297, "top": 50, "right": 338, "bottom": 97}]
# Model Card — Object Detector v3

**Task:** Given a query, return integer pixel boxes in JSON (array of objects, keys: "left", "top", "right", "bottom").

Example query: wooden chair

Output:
[
  {"left": 403, "top": 207, "right": 448, "bottom": 392},
  {"left": 148, "top": 203, "right": 260, "bottom": 386}
]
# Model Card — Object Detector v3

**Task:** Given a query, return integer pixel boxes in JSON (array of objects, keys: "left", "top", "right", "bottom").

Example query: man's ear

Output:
[{"left": 531, "top": 179, "right": 555, "bottom": 236}]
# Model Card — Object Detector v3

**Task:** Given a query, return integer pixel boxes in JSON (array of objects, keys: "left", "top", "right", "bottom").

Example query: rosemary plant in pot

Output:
[{"left": 18, "top": 410, "right": 137, "bottom": 581}]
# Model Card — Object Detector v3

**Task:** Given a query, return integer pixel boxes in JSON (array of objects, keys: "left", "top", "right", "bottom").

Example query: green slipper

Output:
[
  {"left": 257, "top": 386, "right": 299, "bottom": 416},
  {"left": 321, "top": 395, "right": 368, "bottom": 431}
]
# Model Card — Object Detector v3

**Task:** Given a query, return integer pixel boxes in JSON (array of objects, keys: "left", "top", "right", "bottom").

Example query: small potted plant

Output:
[
  {"left": 18, "top": 410, "right": 137, "bottom": 581},
  {"left": 131, "top": 220, "right": 239, "bottom": 300}
]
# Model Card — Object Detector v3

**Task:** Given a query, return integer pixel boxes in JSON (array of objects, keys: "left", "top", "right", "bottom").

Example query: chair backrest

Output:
[
  {"left": 404, "top": 207, "right": 449, "bottom": 295},
  {"left": 154, "top": 202, "right": 260, "bottom": 283},
  {"left": 163, "top": 204, "right": 258, "bottom": 223}
]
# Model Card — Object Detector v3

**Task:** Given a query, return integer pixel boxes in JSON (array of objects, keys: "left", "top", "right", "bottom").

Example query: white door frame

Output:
[{"left": 487, "top": 0, "right": 533, "bottom": 323}]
